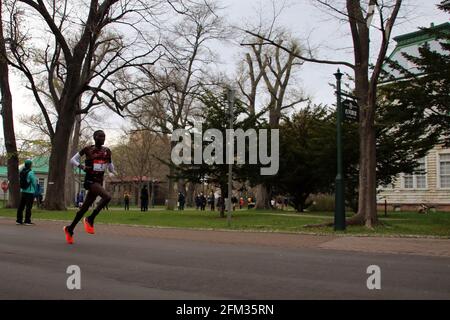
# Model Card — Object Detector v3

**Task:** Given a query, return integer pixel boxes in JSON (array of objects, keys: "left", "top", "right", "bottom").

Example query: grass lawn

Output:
[{"left": 0, "top": 206, "right": 449, "bottom": 238}]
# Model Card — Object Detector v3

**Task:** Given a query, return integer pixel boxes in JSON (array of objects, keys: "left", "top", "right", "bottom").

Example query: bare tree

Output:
[
  {"left": 112, "top": 130, "right": 169, "bottom": 205},
  {"left": 3, "top": 0, "right": 166, "bottom": 209},
  {"left": 127, "top": 0, "right": 229, "bottom": 210},
  {"left": 246, "top": 0, "right": 402, "bottom": 227},
  {"left": 0, "top": 1, "right": 19, "bottom": 207},
  {"left": 240, "top": 28, "right": 308, "bottom": 209}
]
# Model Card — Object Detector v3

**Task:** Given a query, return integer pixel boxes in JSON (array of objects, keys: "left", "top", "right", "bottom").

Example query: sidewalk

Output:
[{"left": 1, "top": 217, "right": 449, "bottom": 258}]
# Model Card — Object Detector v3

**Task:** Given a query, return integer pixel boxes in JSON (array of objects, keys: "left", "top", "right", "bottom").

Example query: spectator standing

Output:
[
  {"left": 16, "top": 159, "right": 37, "bottom": 225},
  {"left": 141, "top": 185, "right": 149, "bottom": 211}
]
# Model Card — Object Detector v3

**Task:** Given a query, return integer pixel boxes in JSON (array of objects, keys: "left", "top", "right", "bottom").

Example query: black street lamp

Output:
[
  {"left": 151, "top": 179, "right": 156, "bottom": 208},
  {"left": 334, "top": 69, "right": 346, "bottom": 231}
]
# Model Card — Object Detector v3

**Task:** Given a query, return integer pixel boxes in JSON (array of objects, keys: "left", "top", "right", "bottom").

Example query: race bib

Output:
[{"left": 93, "top": 160, "right": 107, "bottom": 172}]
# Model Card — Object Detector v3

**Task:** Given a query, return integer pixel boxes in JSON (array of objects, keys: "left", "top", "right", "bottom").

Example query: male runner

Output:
[{"left": 64, "top": 130, "right": 116, "bottom": 244}]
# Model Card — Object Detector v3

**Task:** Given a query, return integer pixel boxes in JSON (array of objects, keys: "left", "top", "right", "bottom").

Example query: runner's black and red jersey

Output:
[{"left": 79, "top": 145, "right": 112, "bottom": 184}]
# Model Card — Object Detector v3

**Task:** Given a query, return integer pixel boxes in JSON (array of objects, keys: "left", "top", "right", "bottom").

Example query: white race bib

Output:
[{"left": 93, "top": 160, "right": 107, "bottom": 172}]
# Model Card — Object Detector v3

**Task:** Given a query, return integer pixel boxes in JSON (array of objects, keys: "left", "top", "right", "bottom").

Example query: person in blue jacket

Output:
[
  {"left": 16, "top": 159, "right": 37, "bottom": 225},
  {"left": 35, "top": 182, "right": 43, "bottom": 208}
]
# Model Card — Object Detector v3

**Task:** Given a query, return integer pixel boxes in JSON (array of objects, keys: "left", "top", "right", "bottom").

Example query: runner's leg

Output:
[
  {"left": 68, "top": 190, "right": 97, "bottom": 233},
  {"left": 87, "top": 183, "right": 111, "bottom": 224}
]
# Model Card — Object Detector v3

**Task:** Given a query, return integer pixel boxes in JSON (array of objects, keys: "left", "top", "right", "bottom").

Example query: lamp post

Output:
[
  {"left": 227, "top": 88, "right": 235, "bottom": 227},
  {"left": 334, "top": 69, "right": 346, "bottom": 231}
]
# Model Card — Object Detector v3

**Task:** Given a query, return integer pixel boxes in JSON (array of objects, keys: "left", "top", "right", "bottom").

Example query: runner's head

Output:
[{"left": 93, "top": 130, "right": 105, "bottom": 146}]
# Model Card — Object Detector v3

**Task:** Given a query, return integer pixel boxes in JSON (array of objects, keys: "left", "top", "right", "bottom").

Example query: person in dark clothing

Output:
[
  {"left": 124, "top": 191, "right": 130, "bottom": 211},
  {"left": 231, "top": 195, "right": 238, "bottom": 211},
  {"left": 76, "top": 191, "right": 84, "bottom": 208},
  {"left": 217, "top": 196, "right": 225, "bottom": 213},
  {"left": 200, "top": 193, "right": 206, "bottom": 211},
  {"left": 141, "top": 185, "right": 149, "bottom": 211},
  {"left": 16, "top": 159, "right": 37, "bottom": 226},
  {"left": 34, "top": 182, "right": 43, "bottom": 209},
  {"left": 178, "top": 192, "right": 185, "bottom": 210},
  {"left": 208, "top": 192, "right": 215, "bottom": 211},
  {"left": 195, "top": 195, "right": 201, "bottom": 210},
  {"left": 64, "top": 130, "right": 116, "bottom": 244}
]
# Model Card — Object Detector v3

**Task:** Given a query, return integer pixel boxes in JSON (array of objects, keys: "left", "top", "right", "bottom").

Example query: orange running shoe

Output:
[
  {"left": 63, "top": 226, "right": 74, "bottom": 244},
  {"left": 83, "top": 217, "right": 95, "bottom": 234}
]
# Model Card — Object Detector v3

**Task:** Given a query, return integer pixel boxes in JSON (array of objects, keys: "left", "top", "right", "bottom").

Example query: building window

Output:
[
  {"left": 439, "top": 154, "right": 450, "bottom": 188},
  {"left": 403, "top": 175, "right": 414, "bottom": 189},
  {"left": 403, "top": 157, "right": 427, "bottom": 189}
]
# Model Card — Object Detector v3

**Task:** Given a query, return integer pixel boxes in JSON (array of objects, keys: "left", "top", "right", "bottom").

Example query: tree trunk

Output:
[
  {"left": 355, "top": 101, "right": 378, "bottom": 227},
  {"left": 348, "top": 67, "right": 378, "bottom": 227},
  {"left": 44, "top": 109, "right": 76, "bottom": 210},
  {"left": 166, "top": 165, "right": 176, "bottom": 210},
  {"left": 255, "top": 103, "right": 279, "bottom": 210},
  {"left": 177, "top": 179, "right": 186, "bottom": 195},
  {"left": 255, "top": 184, "right": 270, "bottom": 209},
  {"left": 64, "top": 113, "right": 81, "bottom": 207},
  {"left": 0, "top": 9, "right": 20, "bottom": 208},
  {"left": 186, "top": 182, "right": 195, "bottom": 207}
]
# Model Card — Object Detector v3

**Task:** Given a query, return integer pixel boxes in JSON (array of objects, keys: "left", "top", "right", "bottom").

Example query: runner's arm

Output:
[
  {"left": 70, "top": 153, "right": 85, "bottom": 170},
  {"left": 107, "top": 161, "right": 117, "bottom": 176},
  {"left": 106, "top": 149, "right": 116, "bottom": 176}
]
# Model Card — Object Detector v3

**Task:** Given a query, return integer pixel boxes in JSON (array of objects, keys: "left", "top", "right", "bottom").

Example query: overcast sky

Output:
[{"left": 1, "top": 0, "right": 448, "bottom": 148}]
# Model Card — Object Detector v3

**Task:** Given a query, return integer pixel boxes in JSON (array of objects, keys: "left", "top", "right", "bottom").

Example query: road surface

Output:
[{"left": 0, "top": 218, "right": 449, "bottom": 300}]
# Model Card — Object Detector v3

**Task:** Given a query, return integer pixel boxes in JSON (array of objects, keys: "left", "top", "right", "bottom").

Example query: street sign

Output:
[
  {"left": 342, "top": 99, "right": 359, "bottom": 122},
  {"left": 1, "top": 181, "right": 8, "bottom": 192}
]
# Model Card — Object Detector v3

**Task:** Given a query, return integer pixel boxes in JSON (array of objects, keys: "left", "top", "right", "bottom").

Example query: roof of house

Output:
[
  {"left": 0, "top": 155, "right": 49, "bottom": 177},
  {"left": 382, "top": 22, "right": 450, "bottom": 81},
  {"left": 392, "top": 22, "right": 450, "bottom": 48}
]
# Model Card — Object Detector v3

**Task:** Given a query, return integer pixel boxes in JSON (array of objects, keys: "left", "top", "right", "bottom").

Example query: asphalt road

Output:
[{"left": 0, "top": 220, "right": 449, "bottom": 300}]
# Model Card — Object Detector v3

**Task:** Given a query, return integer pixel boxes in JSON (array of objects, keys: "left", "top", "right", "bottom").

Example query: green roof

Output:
[
  {"left": 28, "top": 156, "right": 50, "bottom": 173},
  {"left": 0, "top": 155, "right": 83, "bottom": 177},
  {"left": 0, "top": 156, "right": 50, "bottom": 177},
  {"left": 393, "top": 22, "right": 450, "bottom": 47}
]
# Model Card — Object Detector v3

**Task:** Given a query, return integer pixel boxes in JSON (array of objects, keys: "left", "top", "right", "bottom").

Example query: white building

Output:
[{"left": 378, "top": 22, "right": 450, "bottom": 211}]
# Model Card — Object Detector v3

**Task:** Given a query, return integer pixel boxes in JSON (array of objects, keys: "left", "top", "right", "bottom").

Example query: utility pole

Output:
[{"left": 334, "top": 69, "right": 346, "bottom": 231}]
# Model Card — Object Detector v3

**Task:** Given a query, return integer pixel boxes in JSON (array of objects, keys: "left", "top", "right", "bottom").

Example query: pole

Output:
[
  {"left": 150, "top": 180, "right": 154, "bottom": 208},
  {"left": 227, "top": 88, "right": 235, "bottom": 227},
  {"left": 334, "top": 69, "right": 346, "bottom": 231},
  {"left": 384, "top": 198, "right": 387, "bottom": 217}
]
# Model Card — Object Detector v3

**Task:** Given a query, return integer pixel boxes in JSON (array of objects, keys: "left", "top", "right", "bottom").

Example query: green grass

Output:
[{"left": 1, "top": 207, "right": 449, "bottom": 238}]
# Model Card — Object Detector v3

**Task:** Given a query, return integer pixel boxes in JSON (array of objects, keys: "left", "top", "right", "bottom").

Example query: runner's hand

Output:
[{"left": 79, "top": 165, "right": 91, "bottom": 172}]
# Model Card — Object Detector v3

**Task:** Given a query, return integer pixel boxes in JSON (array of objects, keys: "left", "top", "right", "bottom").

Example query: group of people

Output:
[
  {"left": 270, "top": 197, "right": 289, "bottom": 210},
  {"left": 194, "top": 193, "right": 206, "bottom": 210},
  {"left": 123, "top": 186, "right": 152, "bottom": 211},
  {"left": 190, "top": 193, "right": 245, "bottom": 211}
]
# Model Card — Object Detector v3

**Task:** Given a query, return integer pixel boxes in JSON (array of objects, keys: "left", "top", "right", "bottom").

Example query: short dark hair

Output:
[{"left": 93, "top": 130, "right": 105, "bottom": 139}]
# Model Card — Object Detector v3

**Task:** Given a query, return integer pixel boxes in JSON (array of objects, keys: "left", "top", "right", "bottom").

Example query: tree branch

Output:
[{"left": 243, "top": 30, "right": 355, "bottom": 69}]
